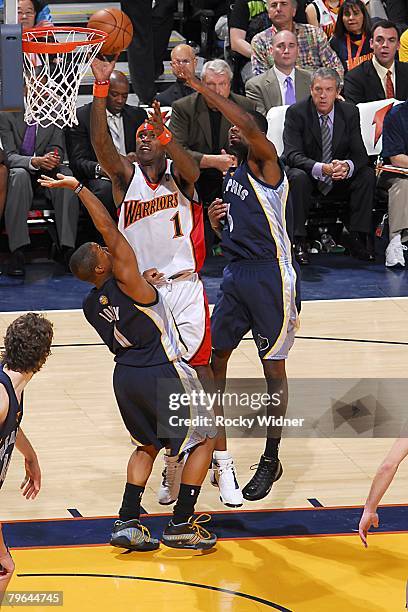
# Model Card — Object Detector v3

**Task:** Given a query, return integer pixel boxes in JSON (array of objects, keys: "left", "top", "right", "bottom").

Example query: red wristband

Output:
[
  {"left": 93, "top": 80, "right": 110, "bottom": 98},
  {"left": 157, "top": 127, "right": 172, "bottom": 146}
]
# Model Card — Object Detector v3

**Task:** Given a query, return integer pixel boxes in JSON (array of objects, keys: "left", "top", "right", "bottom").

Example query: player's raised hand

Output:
[
  {"left": 358, "top": 509, "right": 379, "bottom": 547},
  {"left": 38, "top": 174, "right": 80, "bottom": 191},
  {"left": 91, "top": 54, "right": 120, "bottom": 82},
  {"left": 172, "top": 63, "right": 199, "bottom": 88},
  {"left": 148, "top": 100, "right": 165, "bottom": 137}
]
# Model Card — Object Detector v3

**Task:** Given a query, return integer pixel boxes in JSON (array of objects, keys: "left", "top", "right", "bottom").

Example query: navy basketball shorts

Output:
[
  {"left": 211, "top": 259, "right": 300, "bottom": 360},
  {"left": 113, "top": 359, "right": 217, "bottom": 453}
]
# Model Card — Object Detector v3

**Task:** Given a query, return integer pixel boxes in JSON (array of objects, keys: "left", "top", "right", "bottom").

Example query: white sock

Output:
[{"left": 213, "top": 450, "right": 231, "bottom": 461}]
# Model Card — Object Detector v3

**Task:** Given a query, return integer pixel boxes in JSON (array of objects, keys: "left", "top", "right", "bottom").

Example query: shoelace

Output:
[
  {"left": 188, "top": 513, "right": 213, "bottom": 541},
  {"left": 215, "top": 460, "right": 234, "bottom": 476},
  {"left": 139, "top": 523, "right": 154, "bottom": 542},
  {"left": 248, "top": 460, "right": 276, "bottom": 486},
  {"left": 162, "top": 459, "right": 182, "bottom": 486}
]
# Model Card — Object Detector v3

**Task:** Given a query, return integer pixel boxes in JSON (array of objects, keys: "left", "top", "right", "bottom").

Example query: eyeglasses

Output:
[{"left": 18, "top": 10, "right": 35, "bottom": 17}]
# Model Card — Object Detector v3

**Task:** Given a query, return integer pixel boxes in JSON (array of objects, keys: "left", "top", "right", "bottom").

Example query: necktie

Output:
[
  {"left": 385, "top": 70, "right": 394, "bottom": 99},
  {"left": 109, "top": 114, "right": 122, "bottom": 153},
  {"left": 318, "top": 115, "right": 333, "bottom": 195},
  {"left": 20, "top": 123, "right": 37, "bottom": 156},
  {"left": 284, "top": 76, "right": 296, "bottom": 106}
]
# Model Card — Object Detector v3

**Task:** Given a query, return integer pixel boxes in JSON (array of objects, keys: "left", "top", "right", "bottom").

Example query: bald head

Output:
[
  {"left": 271, "top": 29, "right": 298, "bottom": 74},
  {"left": 107, "top": 70, "right": 129, "bottom": 114},
  {"left": 170, "top": 44, "right": 197, "bottom": 78}
]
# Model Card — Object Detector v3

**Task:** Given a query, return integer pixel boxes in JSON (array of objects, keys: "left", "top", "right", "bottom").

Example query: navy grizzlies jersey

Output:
[
  {"left": 0, "top": 365, "right": 23, "bottom": 490},
  {"left": 83, "top": 278, "right": 186, "bottom": 367},
  {"left": 221, "top": 162, "right": 293, "bottom": 261}
]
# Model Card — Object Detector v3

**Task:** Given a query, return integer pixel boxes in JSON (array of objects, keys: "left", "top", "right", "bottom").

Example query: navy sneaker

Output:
[
  {"left": 162, "top": 514, "right": 217, "bottom": 550},
  {"left": 110, "top": 519, "right": 160, "bottom": 551}
]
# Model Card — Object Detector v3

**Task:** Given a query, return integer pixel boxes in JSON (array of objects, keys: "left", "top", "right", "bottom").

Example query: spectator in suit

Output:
[
  {"left": 329, "top": 0, "right": 373, "bottom": 73},
  {"left": 380, "top": 100, "right": 408, "bottom": 267},
  {"left": 245, "top": 30, "right": 312, "bottom": 115},
  {"left": 0, "top": 111, "right": 79, "bottom": 276},
  {"left": 66, "top": 71, "right": 147, "bottom": 220},
  {"left": 251, "top": 0, "right": 344, "bottom": 79},
  {"left": 283, "top": 67, "right": 375, "bottom": 265},
  {"left": 169, "top": 59, "right": 257, "bottom": 206},
  {"left": 344, "top": 21, "right": 408, "bottom": 103},
  {"left": 156, "top": 44, "right": 197, "bottom": 107}
]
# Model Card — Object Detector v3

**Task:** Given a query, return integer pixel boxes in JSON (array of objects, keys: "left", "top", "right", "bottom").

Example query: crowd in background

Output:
[{"left": 0, "top": 0, "right": 408, "bottom": 275}]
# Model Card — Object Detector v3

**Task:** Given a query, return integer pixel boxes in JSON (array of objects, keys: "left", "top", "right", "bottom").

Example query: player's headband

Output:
[{"left": 136, "top": 121, "right": 155, "bottom": 137}]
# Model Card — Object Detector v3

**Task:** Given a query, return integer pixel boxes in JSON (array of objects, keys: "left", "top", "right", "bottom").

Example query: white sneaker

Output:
[
  {"left": 211, "top": 456, "right": 243, "bottom": 508},
  {"left": 158, "top": 453, "right": 186, "bottom": 505},
  {"left": 385, "top": 235, "right": 405, "bottom": 268}
]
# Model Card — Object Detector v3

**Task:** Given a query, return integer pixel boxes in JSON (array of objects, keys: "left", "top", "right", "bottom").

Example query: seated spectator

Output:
[
  {"left": 170, "top": 58, "right": 256, "bottom": 206},
  {"left": 229, "top": 0, "right": 272, "bottom": 83},
  {"left": 0, "top": 111, "right": 79, "bottom": 276},
  {"left": 17, "top": 0, "right": 52, "bottom": 29},
  {"left": 380, "top": 100, "right": 408, "bottom": 267},
  {"left": 283, "top": 67, "right": 375, "bottom": 264},
  {"left": 251, "top": 0, "right": 344, "bottom": 80},
  {"left": 66, "top": 71, "right": 147, "bottom": 220},
  {"left": 400, "top": 27, "right": 408, "bottom": 61},
  {"left": 245, "top": 29, "right": 311, "bottom": 114},
  {"left": 329, "top": 0, "right": 373, "bottom": 73},
  {"left": 156, "top": 44, "right": 197, "bottom": 107},
  {"left": 306, "top": 0, "right": 341, "bottom": 38},
  {"left": 344, "top": 20, "right": 408, "bottom": 103}
]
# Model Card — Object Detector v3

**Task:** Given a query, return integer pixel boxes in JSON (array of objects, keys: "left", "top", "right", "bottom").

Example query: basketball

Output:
[{"left": 87, "top": 8, "right": 133, "bottom": 55}]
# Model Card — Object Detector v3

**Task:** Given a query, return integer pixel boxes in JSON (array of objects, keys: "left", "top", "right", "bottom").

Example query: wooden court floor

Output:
[{"left": 1, "top": 297, "right": 408, "bottom": 611}]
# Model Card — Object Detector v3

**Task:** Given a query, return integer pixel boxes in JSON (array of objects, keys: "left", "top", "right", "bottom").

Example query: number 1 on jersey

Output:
[{"left": 170, "top": 211, "right": 184, "bottom": 238}]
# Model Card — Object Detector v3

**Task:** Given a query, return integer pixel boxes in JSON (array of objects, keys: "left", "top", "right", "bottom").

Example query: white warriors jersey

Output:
[{"left": 118, "top": 160, "right": 206, "bottom": 278}]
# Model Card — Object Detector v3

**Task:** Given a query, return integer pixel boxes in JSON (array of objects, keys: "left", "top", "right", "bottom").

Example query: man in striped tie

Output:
[{"left": 283, "top": 67, "right": 375, "bottom": 264}]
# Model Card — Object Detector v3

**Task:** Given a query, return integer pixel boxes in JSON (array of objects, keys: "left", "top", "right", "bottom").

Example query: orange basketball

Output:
[{"left": 87, "top": 7, "right": 133, "bottom": 55}]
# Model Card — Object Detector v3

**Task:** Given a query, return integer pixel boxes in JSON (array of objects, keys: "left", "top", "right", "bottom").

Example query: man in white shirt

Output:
[{"left": 245, "top": 30, "right": 311, "bottom": 115}]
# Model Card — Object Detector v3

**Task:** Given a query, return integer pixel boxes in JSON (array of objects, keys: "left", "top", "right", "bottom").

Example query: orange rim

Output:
[{"left": 22, "top": 26, "right": 107, "bottom": 54}]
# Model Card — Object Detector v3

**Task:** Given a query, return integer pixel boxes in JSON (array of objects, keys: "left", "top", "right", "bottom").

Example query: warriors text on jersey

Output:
[
  {"left": 0, "top": 365, "right": 23, "bottom": 489},
  {"left": 83, "top": 278, "right": 186, "bottom": 367},
  {"left": 118, "top": 160, "right": 205, "bottom": 278}
]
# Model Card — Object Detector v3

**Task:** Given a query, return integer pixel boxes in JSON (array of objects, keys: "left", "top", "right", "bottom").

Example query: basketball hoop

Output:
[{"left": 22, "top": 27, "right": 108, "bottom": 129}]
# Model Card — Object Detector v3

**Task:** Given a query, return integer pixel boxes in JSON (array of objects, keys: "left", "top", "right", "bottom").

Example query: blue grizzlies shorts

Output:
[
  {"left": 211, "top": 259, "right": 300, "bottom": 360},
  {"left": 113, "top": 360, "right": 216, "bottom": 453}
]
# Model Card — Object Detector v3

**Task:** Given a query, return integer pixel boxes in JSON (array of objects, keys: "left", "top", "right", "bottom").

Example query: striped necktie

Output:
[
  {"left": 318, "top": 115, "right": 333, "bottom": 195},
  {"left": 385, "top": 70, "right": 394, "bottom": 99},
  {"left": 109, "top": 114, "right": 122, "bottom": 153}
]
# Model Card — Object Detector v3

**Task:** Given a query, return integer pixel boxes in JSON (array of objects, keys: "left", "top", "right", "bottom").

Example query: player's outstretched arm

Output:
[
  {"left": 90, "top": 57, "right": 134, "bottom": 206},
  {"left": 38, "top": 175, "right": 155, "bottom": 304},
  {"left": 358, "top": 437, "right": 408, "bottom": 547},
  {"left": 173, "top": 67, "right": 277, "bottom": 167},
  {"left": 15, "top": 429, "right": 41, "bottom": 500},
  {"left": 148, "top": 100, "right": 200, "bottom": 195}
]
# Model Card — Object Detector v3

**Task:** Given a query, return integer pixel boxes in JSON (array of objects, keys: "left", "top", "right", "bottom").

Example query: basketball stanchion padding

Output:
[{"left": 22, "top": 27, "right": 108, "bottom": 129}]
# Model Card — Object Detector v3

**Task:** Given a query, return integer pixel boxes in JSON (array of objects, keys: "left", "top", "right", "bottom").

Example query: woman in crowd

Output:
[{"left": 329, "top": 0, "right": 372, "bottom": 72}]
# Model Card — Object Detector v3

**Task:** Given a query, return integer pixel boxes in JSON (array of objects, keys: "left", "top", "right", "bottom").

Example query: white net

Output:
[{"left": 22, "top": 28, "right": 106, "bottom": 129}]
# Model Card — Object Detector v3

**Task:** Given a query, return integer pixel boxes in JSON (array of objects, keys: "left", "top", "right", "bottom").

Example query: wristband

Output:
[
  {"left": 74, "top": 182, "right": 84, "bottom": 194},
  {"left": 157, "top": 127, "right": 172, "bottom": 146},
  {"left": 93, "top": 80, "right": 110, "bottom": 98}
]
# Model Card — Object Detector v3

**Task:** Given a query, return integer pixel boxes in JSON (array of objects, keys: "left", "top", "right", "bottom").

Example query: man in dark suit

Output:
[
  {"left": 156, "top": 44, "right": 196, "bottom": 107},
  {"left": 66, "top": 71, "right": 147, "bottom": 219},
  {"left": 344, "top": 21, "right": 408, "bottom": 104},
  {"left": 284, "top": 67, "right": 375, "bottom": 264},
  {"left": 0, "top": 111, "right": 79, "bottom": 276},
  {"left": 170, "top": 59, "right": 257, "bottom": 206}
]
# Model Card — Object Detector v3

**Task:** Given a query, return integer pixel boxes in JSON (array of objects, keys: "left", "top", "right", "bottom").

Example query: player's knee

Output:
[
  {"left": 262, "top": 359, "right": 286, "bottom": 380},
  {"left": 212, "top": 348, "right": 232, "bottom": 363},
  {"left": 137, "top": 444, "right": 158, "bottom": 459}
]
